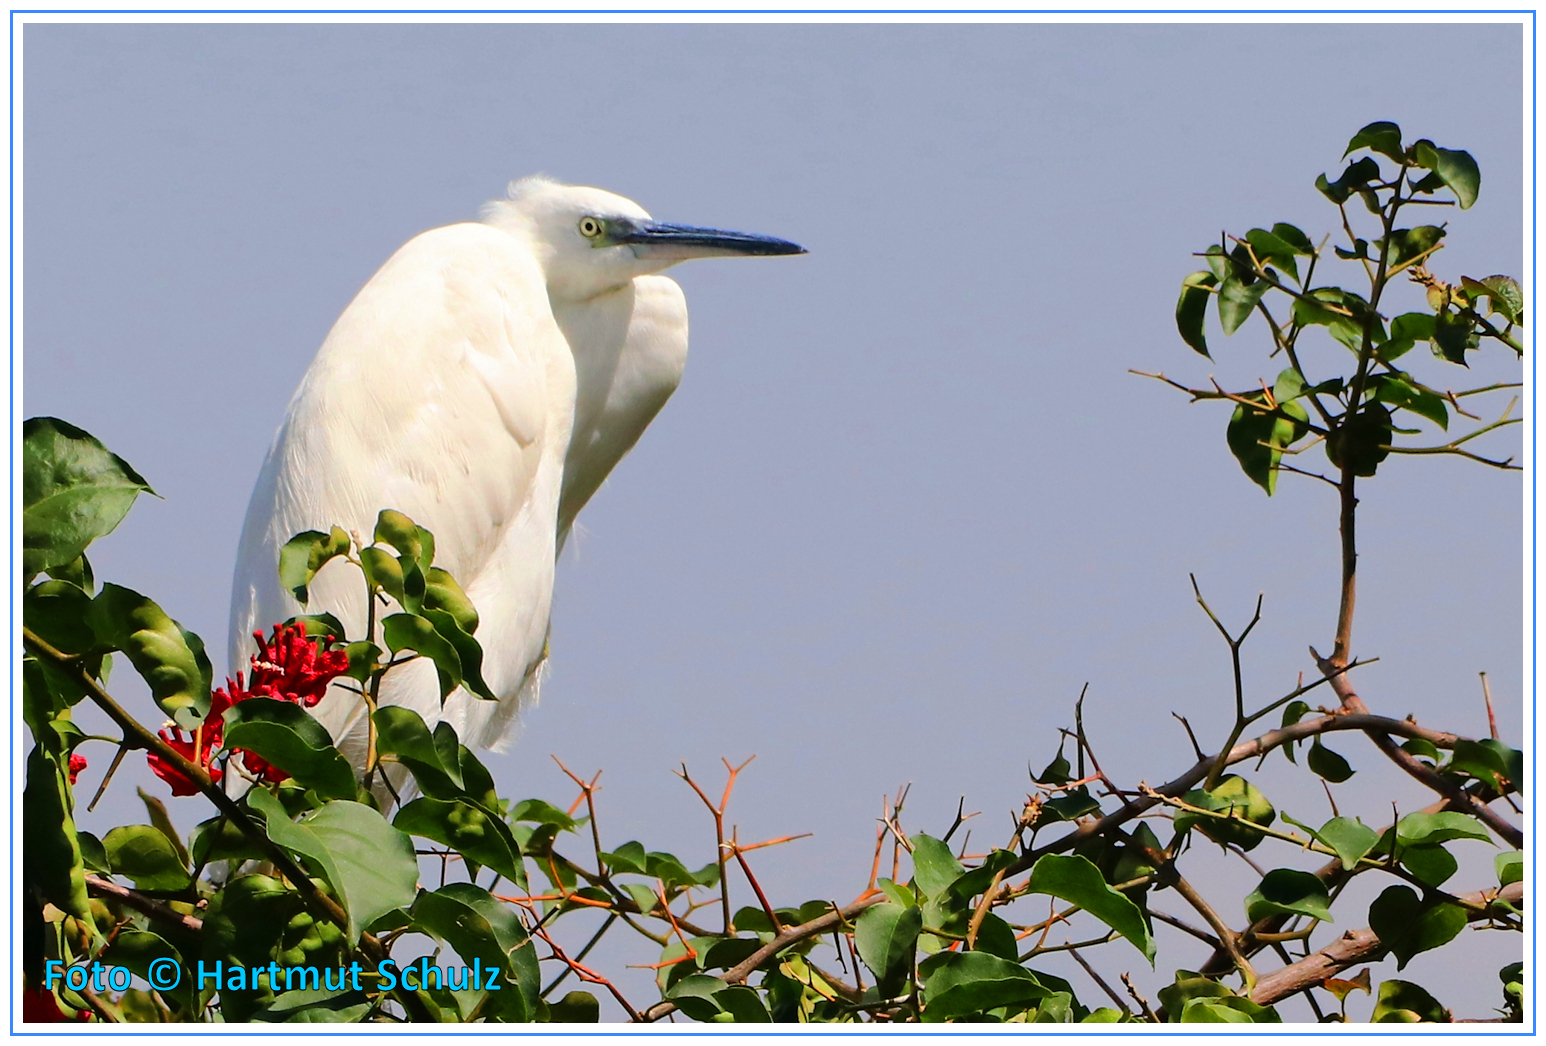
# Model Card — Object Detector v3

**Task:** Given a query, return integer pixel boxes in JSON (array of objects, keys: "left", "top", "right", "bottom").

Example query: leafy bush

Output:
[{"left": 21, "top": 122, "right": 1521, "bottom": 1023}]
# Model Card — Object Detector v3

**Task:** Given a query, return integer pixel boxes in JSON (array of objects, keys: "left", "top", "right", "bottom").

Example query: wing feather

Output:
[{"left": 230, "top": 223, "right": 576, "bottom": 749}]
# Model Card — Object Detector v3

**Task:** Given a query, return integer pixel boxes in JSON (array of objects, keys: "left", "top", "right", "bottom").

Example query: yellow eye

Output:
[{"left": 578, "top": 217, "right": 603, "bottom": 239}]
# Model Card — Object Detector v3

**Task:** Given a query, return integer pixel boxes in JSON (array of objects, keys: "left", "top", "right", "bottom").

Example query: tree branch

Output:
[{"left": 1250, "top": 880, "right": 1522, "bottom": 1009}]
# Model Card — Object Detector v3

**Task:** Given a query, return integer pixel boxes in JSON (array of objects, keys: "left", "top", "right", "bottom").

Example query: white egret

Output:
[{"left": 230, "top": 176, "right": 804, "bottom": 768}]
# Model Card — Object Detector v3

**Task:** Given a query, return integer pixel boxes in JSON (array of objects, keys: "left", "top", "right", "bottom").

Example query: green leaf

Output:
[
  {"left": 1411, "top": 139, "right": 1479, "bottom": 209},
  {"left": 1394, "top": 810, "right": 1493, "bottom": 848},
  {"left": 47, "top": 552, "right": 95, "bottom": 593},
  {"left": 101, "top": 928, "right": 195, "bottom": 1009},
  {"left": 1176, "top": 775, "right": 1275, "bottom": 851},
  {"left": 104, "top": 824, "right": 192, "bottom": 892},
  {"left": 1301, "top": 815, "right": 1378, "bottom": 871},
  {"left": 1398, "top": 843, "right": 1457, "bottom": 888},
  {"left": 189, "top": 815, "right": 266, "bottom": 867},
  {"left": 909, "top": 834, "right": 964, "bottom": 899},
  {"left": 1270, "top": 222, "right": 1314, "bottom": 255},
  {"left": 855, "top": 902, "right": 923, "bottom": 999},
  {"left": 1027, "top": 854, "right": 1153, "bottom": 961},
  {"left": 1315, "top": 157, "right": 1381, "bottom": 204},
  {"left": 972, "top": 912, "right": 1019, "bottom": 962},
  {"left": 1344, "top": 120, "right": 1404, "bottom": 162},
  {"left": 78, "top": 830, "right": 109, "bottom": 873},
  {"left": 359, "top": 546, "right": 406, "bottom": 607},
  {"left": 1368, "top": 885, "right": 1467, "bottom": 969},
  {"left": 422, "top": 609, "right": 497, "bottom": 701},
  {"left": 1379, "top": 225, "right": 1445, "bottom": 269},
  {"left": 1180, "top": 999, "right": 1250, "bottom": 1022},
  {"left": 137, "top": 787, "right": 192, "bottom": 868},
  {"left": 410, "top": 883, "right": 539, "bottom": 1021},
  {"left": 1217, "top": 274, "right": 1269, "bottom": 335},
  {"left": 548, "top": 991, "right": 600, "bottom": 1022},
  {"left": 1033, "top": 745, "right": 1071, "bottom": 785},
  {"left": 23, "top": 744, "right": 92, "bottom": 922},
  {"left": 277, "top": 527, "right": 351, "bottom": 606},
  {"left": 1034, "top": 788, "right": 1101, "bottom": 827},
  {"left": 374, "top": 510, "right": 435, "bottom": 574},
  {"left": 382, "top": 613, "right": 465, "bottom": 702},
  {"left": 1279, "top": 699, "right": 1310, "bottom": 764},
  {"left": 1326, "top": 404, "right": 1392, "bottom": 479},
  {"left": 247, "top": 789, "right": 418, "bottom": 944},
  {"left": 1226, "top": 391, "right": 1309, "bottom": 495},
  {"left": 283, "top": 613, "right": 347, "bottom": 643},
  {"left": 24, "top": 579, "right": 98, "bottom": 659},
  {"left": 1244, "top": 868, "right": 1332, "bottom": 924},
  {"left": 22, "top": 417, "right": 153, "bottom": 581},
  {"left": 945, "top": 848, "right": 1017, "bottom": 902},
  {"left": 1245, "top": 228, "right": 1300, "bottom": 284},
  {"left": 1201, "top": 243, "right": 1230, "bottom": 281},
  {"left": 394, "top": 798, "right": 524, "bottom": 887},
  {"left": 222, "top": 698, "right": 357, "bottom": 800},
  {"left": 1371, "top": 979, "right": 1446, "bottom": 1022},
  {"left": 1402, "top": 736, "right": 1441, "bottom": 762},
  {"left": 372, "top": 706, "right": 464, "bottom": 797},
  {"left": 1307, "top": 738, "right": 1355, "bottom": 783},
  {"left": 1431, "top": 309, "right": 1474, "bottom": 365},
  {"left": 1181, "top": 996, "right": 1280, "bottom": 1023},
  {"left": 1175, "top": 272, "right": 1216, "bottom": 358},
  {"left": 509, "top": 799, "right": 579, "bottom": 831},
  {"left": 87, "top": 584, "right": 211, "bottom": 730},
  {"left": 1367, "top": 373, "right": 1448, "bottom": 429},
  {"left": 1495, "top": 850, "right": 1522, "bottom": 886},
  {"left": 919, "top": 951, "right": 1052, "bottom": 1022},
  {"left": 252, "top": 986, "right": 370, "bottom": 1023},
  {"left": 666, "top": 974, "right": 770, "bottom": 1022},
  {"left": 423, "top": 567, "right": 480, "bottom": 635},
  {"left": 341, "top": 641, "right": 380, "bottom": 682},
  {"left": 601, "top": 840, "right": 648, "bottom": 875},
  {"left": 1463, "top": 274, "right": 1523, "bottom": 325},
  {"left": 1448, "top": 738, "right": 1521, "bottom": 794},
  {"left": 1157, "top": 969, "right": 1230, "bottom": 1021}
]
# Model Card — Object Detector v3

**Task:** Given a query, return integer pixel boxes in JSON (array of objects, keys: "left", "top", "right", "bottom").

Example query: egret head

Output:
[{"left": 483, "top": 176, "right": 805, "bottom": 301}]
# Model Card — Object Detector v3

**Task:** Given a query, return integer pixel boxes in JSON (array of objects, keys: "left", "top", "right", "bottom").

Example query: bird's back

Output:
[{"left": 230, "top": 222, "right": 577, "bottom": 755}]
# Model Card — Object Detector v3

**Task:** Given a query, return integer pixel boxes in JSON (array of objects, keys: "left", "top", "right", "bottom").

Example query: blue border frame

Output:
[{"left": 7, "top": 8, "right": 1536, "bottom": 1036}]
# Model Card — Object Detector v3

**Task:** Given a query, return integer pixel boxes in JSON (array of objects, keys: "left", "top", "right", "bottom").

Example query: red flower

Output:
[
  {"left": 245, "top": 622, "right": 351, "bottom": 709},
  {"left": 147, "top": 622, "right": 349, "bottom": 796},
  {"left": 147, "top": 686, "right": 229, "bottom": 797},
  {"left": 66, "top": 753, "right": 87, "bottom": 786},
  {"left": 22, "top": 985, "right": 90, "bottom": 1022}
]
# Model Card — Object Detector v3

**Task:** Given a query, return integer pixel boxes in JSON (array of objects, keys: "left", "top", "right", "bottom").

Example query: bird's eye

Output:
[{"left": 578, "top": 217, "right": 603, "bottom": 239}]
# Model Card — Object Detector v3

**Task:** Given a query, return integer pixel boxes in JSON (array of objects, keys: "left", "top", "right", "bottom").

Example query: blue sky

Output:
[{"left": 22, "top": 19, "right": 1526, "bottom": 1020}]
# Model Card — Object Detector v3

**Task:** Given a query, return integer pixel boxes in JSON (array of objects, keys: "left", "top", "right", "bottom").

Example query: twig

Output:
[
  {"left": 1172, "top": 713, "right": 1206, "bottom": 761},
  {"left": 21, "top": 628, "right": 377, "bottom": 964},
  {"left": 1480, "top": 672, "right": 1499, "bottom": 740},
  {"left": 1250, "top": 881, "right": 1523, "bottom": 1008},
  {"left": 1309, "top": 648, "right": 1521, "bottom": 848},
  {"left": 728, "top": 827, "right": 782, "bottom": 933},
  {"left": 1068, "top": 946, "right": 1129, "bottom": 1015},
  {"left": 1148, "top": 908, "right": 1219, "bottom": 948},
  {"left": 85, "top": 742, "right": 130, "bottom": 814},
  {"left": 85, "top": 875, "right": 203, "bottom": 935},
  {"left": 1121, "top": 972, "right": 1159, "bottom": 1023},
  {"left": 675, "top": 757, "right": 752, "bottom": 935},
  {"left": 529, "top": 920, "right": 641, "bottom": 1021},
  {"left": 635, "top": 895, "right": 885, "bottom": 1022}
]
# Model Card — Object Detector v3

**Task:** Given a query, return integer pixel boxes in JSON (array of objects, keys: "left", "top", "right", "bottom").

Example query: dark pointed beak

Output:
[{"left": 614, "top": 219, "right": 807, "bottom": 259}]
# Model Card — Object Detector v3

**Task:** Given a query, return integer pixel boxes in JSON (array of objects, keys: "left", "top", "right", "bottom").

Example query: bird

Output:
[{"left": 229, "top": 176, "right": 805, "bottom": 772}]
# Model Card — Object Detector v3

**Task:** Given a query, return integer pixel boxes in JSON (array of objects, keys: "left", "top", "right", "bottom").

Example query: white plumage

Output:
[{"left": 229, "top": 177, "right": 803, "bottom": 766}]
